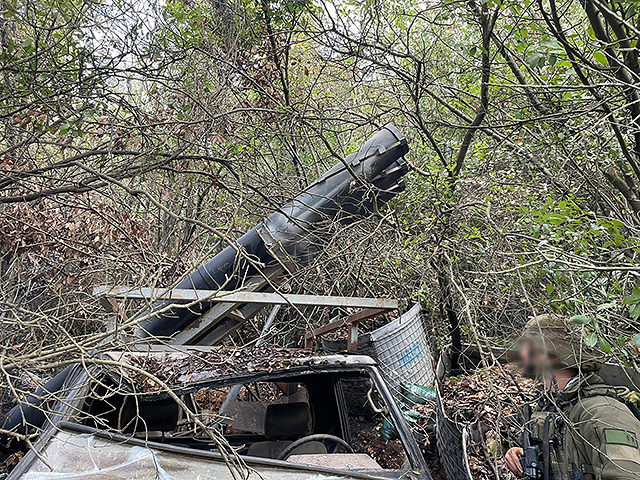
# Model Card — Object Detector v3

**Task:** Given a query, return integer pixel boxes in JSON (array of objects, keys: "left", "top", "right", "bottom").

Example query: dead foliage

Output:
[
  {"left": 193, "top": 387, "right": 230, "bottom": 413},
  {"left": 0, "top": 451, "right": 23, "bottom": 475},
  {"left": 441, "top": 364, "right": 538, "bottom": 479},
  {"left": 122, "top": 347, "right": 319, "bottom": 391}
]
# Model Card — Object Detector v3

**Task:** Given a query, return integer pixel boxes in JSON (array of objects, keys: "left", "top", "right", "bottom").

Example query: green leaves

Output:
[
  {"left": 567, "top": 293, "right": 640, "bottom": 357},
  {"left": 623, "top": 287, "right": 640, "bottom": 304},
  {"left": 522, "top": 37, "right": 564, "bottom": 70},
  {"left": 570, "top": 314, "right": 591, "bottom": 325},
  {"left": 59, "top": 122, "right": 72, "bottom": 135},
  {"left": 593, "top": 51, "right": 608, "bottom": 66},
  {"left": 569, "top": 314, "right": 597, "bottom": 348},
  {"left": 526, "top": 52, "right": 546, "bottom": 68},
  {"left": 585, "top": 332, "right": 598, "bottom": 347},
  {"left": 58, "top": 120, "right": 83, "bottom": 137},
  {"left": 623, "top": 288, "right": 640, "bottom": 320},
  {"left": 540, "top": 37, "right": 564, "bottom": 54},
  {"left": 570, "top": 314, "right": 614, "bottom": 354},
  {"left": 600, "top": 338, "right": 612, "bottom": 354},
  {"left": 21, "top": 38, "right": 35, "bottom": 55},
  {"left": 628, "top": 303, "right": 640, "bottom": 321}
]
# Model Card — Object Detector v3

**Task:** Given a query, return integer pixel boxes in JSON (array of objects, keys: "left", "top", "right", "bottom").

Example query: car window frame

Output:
[{"left": 9, "top": 362, "right": 430, "bottom": 480}]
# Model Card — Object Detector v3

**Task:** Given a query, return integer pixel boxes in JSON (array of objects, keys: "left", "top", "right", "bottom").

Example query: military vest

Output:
[{"left": 530, "top": 376, "right": 640, "bottom": 480}]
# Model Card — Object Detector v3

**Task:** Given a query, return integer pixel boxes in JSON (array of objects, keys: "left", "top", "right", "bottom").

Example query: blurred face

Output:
[{"left": 519, "top": 338, "right": 554, "bottom": 380}]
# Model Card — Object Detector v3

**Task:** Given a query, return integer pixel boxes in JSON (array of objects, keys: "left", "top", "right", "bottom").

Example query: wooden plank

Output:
[
  {"left": 169, "top": 301, "right": 238, "bottom": 345},
  {"left": 93, "top": 286, "right": 399, "bottom": 310},
  {"left": 169, "top": 267, "right": 281, "bottom": 345},
  {"left": 184, "top": 302, "right": 269, "bottom": 346}
]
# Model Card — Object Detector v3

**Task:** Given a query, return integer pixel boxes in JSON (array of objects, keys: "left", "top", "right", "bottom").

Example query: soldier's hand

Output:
[{"left": 504, "top": 447, "right": 525, "bottom": 477}]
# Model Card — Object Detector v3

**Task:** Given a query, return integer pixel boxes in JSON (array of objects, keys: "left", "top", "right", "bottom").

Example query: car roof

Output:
[{"left": 98, "top": 345, "right": 376, "bottom": 392}]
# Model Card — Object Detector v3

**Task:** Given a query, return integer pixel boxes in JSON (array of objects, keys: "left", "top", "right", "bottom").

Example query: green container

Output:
[
  {"left": 381, "top": 406, "right": 426, "bottom": 441},
  {"left": 402, "top": 382, "right": 436, "bottom": 405},
  {"left": 381, "top": 416, "right": 398, "bottom": 441}
]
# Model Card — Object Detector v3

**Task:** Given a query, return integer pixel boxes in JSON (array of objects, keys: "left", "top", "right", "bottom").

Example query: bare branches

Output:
[{"left": 3, "top": 0, "right": 640, "bottom": 475}]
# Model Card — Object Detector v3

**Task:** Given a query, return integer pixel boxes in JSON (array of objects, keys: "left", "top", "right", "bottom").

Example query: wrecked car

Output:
[{"left": 8, "top": 346, "right": 432, "bottom": 480}]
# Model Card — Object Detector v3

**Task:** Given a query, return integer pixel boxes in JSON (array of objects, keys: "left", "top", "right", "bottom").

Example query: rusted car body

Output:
[{"left": 9, "top": 347, "right": 432, "bottom": 480}]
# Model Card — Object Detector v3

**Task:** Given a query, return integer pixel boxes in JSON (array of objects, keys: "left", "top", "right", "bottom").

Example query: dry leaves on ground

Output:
[{"left": 441, "top": 364, "right": 538, "bottom": 480}]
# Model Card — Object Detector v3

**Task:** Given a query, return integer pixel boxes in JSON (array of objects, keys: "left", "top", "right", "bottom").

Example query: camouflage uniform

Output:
[{"left": 522, "top": 315, "right": 640, "bottom": 479}]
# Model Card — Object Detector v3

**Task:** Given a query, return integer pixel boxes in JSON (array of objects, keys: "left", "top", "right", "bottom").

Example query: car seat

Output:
[{"left": 246, "top": 402, "right": 327, "bottom": 459}]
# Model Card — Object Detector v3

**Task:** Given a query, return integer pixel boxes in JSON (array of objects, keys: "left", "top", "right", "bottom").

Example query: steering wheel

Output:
[{"left": 277, "top": 434, "right": 354, "bottom": 460}]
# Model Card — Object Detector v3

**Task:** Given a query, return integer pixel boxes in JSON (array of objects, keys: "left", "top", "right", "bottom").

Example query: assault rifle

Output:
[{"left": 521, "top": 404, "right": 542, "bottom": 479}]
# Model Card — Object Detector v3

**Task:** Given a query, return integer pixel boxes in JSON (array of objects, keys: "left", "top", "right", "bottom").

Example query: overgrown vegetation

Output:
[{"left": 2, "top": 0, "right": 640, "bottom": 447}]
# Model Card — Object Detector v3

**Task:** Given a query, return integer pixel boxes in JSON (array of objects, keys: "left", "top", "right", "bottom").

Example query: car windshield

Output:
[
  {"left": 61, "top": 366, "right": 412, "bottom": 476},
  {"left": 19, "top": 429, "right": 365, "bottom": 480}
]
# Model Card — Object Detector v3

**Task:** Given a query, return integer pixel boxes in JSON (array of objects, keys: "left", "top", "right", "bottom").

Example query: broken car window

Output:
[{"left": 76, "top": 369, "right": 410, "bottom": 473}]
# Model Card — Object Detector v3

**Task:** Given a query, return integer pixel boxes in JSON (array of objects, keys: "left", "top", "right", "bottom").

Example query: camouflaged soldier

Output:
[{"left": 504, "top": 314, "right": 640, "bottom": 479}]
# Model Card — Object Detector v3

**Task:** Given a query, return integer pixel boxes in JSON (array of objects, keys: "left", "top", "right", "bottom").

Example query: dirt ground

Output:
[{"left": 349, "top": 416, "right": 407, "bottom": 470}]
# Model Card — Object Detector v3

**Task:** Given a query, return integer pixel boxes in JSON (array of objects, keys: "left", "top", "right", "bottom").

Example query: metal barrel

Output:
[{"left": 1, "top": 124, "right": 409, "bottom": 450}]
